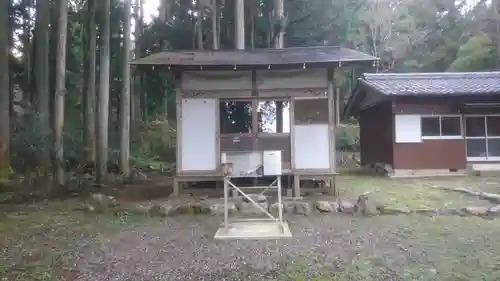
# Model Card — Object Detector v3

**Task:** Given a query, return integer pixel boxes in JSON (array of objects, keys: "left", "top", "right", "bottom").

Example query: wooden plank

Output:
[
  {"left": 258, "top": 89, "right": 326, "bottom": 98},
  {"left": 335, "top": 87, "right": 340, "bottom": 126},
  {"left": 176, "top": 87, "right": 182, "bottom": 173},
  {"left": 183, "top": 90, "right": 253, "bottom": 99},
  {"left": 327, "top": 68, "right": 336, "bottom": 174},
  {"left": 291, "top": 169, "right": 335, "bottom": 176},
  {"left": 256, "top": 69, "right": 328, "bottom": 90},
  {"left": 182, "top": 88, "right": 326, "bottom": 99},
  {"left": 219, "top": 134, "right": 291, "bottom": 162},
  {"left": 181, "top": 71, "right": 252, "bottom": 91},
  {"left": 215, "top": 97, "right": 221, "bottom": 172},
  {"left": 290, "top": 98, "right": 296, "bottom": 170},
  {"left": 251, "top": 70, "right": 259, "bottom": 134},
  {"left": 293, "top": 175, "right": 300, "bottom": 198}
]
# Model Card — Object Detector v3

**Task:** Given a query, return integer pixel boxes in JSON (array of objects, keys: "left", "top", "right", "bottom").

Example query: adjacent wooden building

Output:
[
  {"left": 133, "top": 46, "right": 378, "bottom": 196},
  {"left": 344, "top": 72, "right": 500, "bottom": 177}
]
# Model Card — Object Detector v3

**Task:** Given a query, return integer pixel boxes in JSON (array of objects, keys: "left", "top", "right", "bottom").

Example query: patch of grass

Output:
[
  {"left": 103, "top": 210, "right": 156, "bottom": 229},
  {"left": 256, "top": 263, "right": 337, "bottom": 281},
  {"left": 349, "top": 215, "right": 500, "bottom": 281},
  {"left": 260, "top": 214, "right": 500, "bottom": 281},
  {"left": 337, "top": 176, "right": 494, "bottom": 210}
]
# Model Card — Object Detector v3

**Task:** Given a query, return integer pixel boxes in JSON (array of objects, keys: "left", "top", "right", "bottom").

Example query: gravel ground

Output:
[
  {"left": 5, "top": 175, "right": 500, "bottom": 281},
  {"left": 4, "top": 209, "right": 500, "bottom": 281},
  {"left": 69, "top": 215, "right": 390, "bottom": 281}
]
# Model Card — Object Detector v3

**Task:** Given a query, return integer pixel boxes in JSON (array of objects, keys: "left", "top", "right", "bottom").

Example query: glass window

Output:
[
  {"left": 488, "top": 139, "right": 500, "bottom": 157},
  {"left": 467, "top": 139, "right": 487, "bottom": 157},
  {"left": 220, "top": 101, "right": 253, "bottom": 134},
  {"left": 465, "top": 117, "right": 486, "bottom": 137},
  {"left": 487, "top": 116, "right": 500, "bottom": 137},
  {"left": 421, "top": 117, "right": 440, "bottom": 137},
  {"left": 441, "top": 117, "right": 461, "bottom": 136}
]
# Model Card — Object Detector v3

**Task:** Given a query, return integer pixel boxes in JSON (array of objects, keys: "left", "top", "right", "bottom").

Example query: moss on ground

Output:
[
  {"left": 0, "top": 164, "right": 12, "bottom": 184},
  {"left": 337, "top": 175, "right": 496, "bottom": 210}
]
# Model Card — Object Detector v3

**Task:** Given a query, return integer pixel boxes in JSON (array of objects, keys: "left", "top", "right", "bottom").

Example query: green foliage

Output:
[
  {"left": 131, "top": 118, "right": 176, "bottom": 171},
  {"left": 448, "top": 35, "right": 497, "bottom": 71},
  {"left": 336, "top": 124, "right": 360, "bottom": 152},
  {"left": 5, "top": 0, "right": 500, "bottom": 180}
]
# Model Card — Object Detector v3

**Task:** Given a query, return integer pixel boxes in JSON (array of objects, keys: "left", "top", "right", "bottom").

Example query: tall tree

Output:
[
  {"left": 53, "top": 0, "right": 69, "bottom": 186},
  {"left": 83, "top": 0, "right": 97, "bottom": 164},
  {"left": 34, "top": 0, "right": 51, "bottom": 170},
  {"left": 21, "top": 0, "right": 33, "bottom": 105},
  {"left": 96, "top": 0, "right": 111, "bottom": 182},
  {"left": 274, "top": 0, "right": 285, "bottom": 133},
  {"left": 132, "top": 0, "right": 143, "bottom": 124},
  {"left": 120, "top": 0, "right": 131, "bottom": 175},
  {"left": 494, "top": 0, "right": 500, "bottom": 66},
  {"left": 235, "top": 0, "right": 245, "bottom": 49},
  {"left": 0, "top": 0, "right": 10, "bottom": 178},
  {"left": 196, "top": 0, "right": 203, "bottom": 50}
]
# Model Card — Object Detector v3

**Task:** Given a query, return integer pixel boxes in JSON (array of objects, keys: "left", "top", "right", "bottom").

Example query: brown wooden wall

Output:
[
  {"left": 359, "top": 98, "right": 468, "bottom": 170},
  {"left": 392, "top": 98, "right": 466, "bottom": 170},
  {"left": 359, "top": 101, "right": 394, "bottom": 166},
  {"left": 393, "top": 139, "right": 466, "bottom": 170}
]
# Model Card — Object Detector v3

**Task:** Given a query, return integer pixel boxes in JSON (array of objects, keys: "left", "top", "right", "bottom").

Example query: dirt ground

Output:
[{"left": 2, "top": 176, "right": 500, "bottom": 281}]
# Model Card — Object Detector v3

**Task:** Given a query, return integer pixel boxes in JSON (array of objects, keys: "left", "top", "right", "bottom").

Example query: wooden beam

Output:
[
  {"left": 327, "top": 68, "right": 337, "bottom": 196},
  {"left": 335, "top": 87, "right": 340, "bottom": 126},
  {"left": 251, "top": 70, "right": 259, "bottom": 133},
  {"left": 174, "top": 76, "right": 183, "bottom": 197}
]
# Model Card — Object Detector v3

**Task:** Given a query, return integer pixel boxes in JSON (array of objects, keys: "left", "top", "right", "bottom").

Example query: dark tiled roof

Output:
[
  {"left": 361, "top": 72, "right": 500, "bottom": 96},
  {"left": 132, "top": 46, "right": 378, "bottom": 68}
]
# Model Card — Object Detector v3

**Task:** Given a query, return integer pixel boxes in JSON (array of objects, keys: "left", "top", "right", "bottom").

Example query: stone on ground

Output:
[
  {"left": 292, "top": 201, "right": 312, "bottom": 215},
  {"left": 209, "top": 202, "right": 237, "bottom": 215},
  {"left": 130, "top": 203, "right": 156, "bottom": 216},
  {"left": 338, "top": 199, "right": 356, "bottom": 213},
  {"left": 356, "top": 194, "right": 380, "bottom": 216},
  {"left": 462, "top": 206, "right": 490, "bottom": 216},
  {"left": 488, "top": 204, "right": 500, "bottom": 216},
  {"left": 86, "top": 193, "right": 117, "bottom": 212},
  {"left": 314, "top": 201, "right": 338, "bottom": 213},
  {"left": 268, "top": 200, "right": 312, "bottom": 215},
  {"left": 155, "top": 203, "right": 173, "bottom": 217},
  {"left": 241, "top": 194, "right": 267, "bottom": 203}
]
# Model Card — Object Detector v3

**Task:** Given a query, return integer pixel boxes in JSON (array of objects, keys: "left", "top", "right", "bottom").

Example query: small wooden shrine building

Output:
[{"left": 132, "top": 46, "right": 378, "bottom": 197}]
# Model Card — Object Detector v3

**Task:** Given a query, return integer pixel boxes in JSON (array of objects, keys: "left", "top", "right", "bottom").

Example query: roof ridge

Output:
[{"left": 363, "top": 72, "right": 500, "bottom": 80}]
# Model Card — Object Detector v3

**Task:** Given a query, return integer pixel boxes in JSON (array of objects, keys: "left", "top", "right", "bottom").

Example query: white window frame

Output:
[
  {"left": 421, "top": 115, "right": 463, "bottom": 140},
  {"left": 465, "top": 114, "right": 500, "bottom": 162}
]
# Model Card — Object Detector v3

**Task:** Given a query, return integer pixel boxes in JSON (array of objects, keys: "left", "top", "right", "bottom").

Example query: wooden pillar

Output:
[
  {"left": 335, "top": 87, "right": 340, "bottom": 126},
  {"left": 173, "top": 178, "right": 180, "bottom": 197},
  {"left": 274, "top": 0, "right": 285, "bottom": 132},
  {"left": 327, "top": 67, "right": 337, "bottom": 196},
  {"left": 235, "top": 0, "right": 245, "bottom": 50},
  {"left": 211, "top": 0, "right": 219, "bottom": 50},
  {"left": 251, "top": 70, "right": 258, "bottom": 192},
  {"left": 289, "top": 98, "right": 300, "bottom": 198},
  {"left": 293, "top": 175, "right": 300, "bottom": 198},
  {"left": 173, "top": 79, "right": 183, "bottom": 197}
]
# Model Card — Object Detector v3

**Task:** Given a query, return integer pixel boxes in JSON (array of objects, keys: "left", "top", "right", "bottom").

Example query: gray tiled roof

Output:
[
  {"left": 361, "top": 72, "right": 500, "bottom": 95},
  {"left": 132, "top": 46, "right": 378, "bottom": 68}
]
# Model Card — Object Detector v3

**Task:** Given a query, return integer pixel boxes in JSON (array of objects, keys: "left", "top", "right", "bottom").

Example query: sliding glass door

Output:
[{"left": 465, "top": 116, "right": 500, "bottom": 161}]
